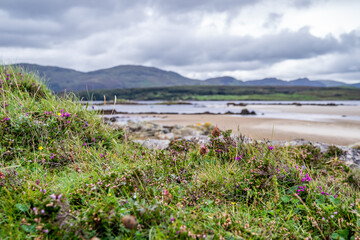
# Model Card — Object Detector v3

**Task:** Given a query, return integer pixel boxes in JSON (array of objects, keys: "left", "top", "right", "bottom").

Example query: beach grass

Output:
[{"left": 1, "top": 65, "right": 360, "bottom": 239}]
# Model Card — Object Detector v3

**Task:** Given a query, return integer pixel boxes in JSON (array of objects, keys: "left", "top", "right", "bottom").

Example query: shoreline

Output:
[{"left": 114, "top": 113, "right": 360, "bottom": 147}]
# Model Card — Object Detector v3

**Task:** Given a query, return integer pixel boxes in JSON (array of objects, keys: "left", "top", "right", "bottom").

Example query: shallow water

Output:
[{"left": 90, "top": 100, "right": 360, "bottom": 123}]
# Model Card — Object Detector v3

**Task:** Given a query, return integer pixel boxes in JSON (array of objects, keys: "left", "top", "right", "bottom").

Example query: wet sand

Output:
[{"left": 124, "top": 105, "right": 360, "bottom": 146}]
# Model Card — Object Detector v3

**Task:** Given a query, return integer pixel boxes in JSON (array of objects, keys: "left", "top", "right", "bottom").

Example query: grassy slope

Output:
[
  {"left": 1, "top": 66, "right": 360, "bottom": 239},
  {"left": 77, "top": 85, "right": 360, "bottom": 101}
]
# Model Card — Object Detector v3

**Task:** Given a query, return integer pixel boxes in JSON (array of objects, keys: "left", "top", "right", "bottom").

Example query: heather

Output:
[{"left": 1, "top": 65, "right": 360, "bottom": 239}]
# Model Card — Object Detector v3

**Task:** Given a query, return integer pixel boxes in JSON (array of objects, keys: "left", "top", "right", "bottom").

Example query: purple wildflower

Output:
[{"left": 50, "top": 193, "right": 62, "bottom": 201}]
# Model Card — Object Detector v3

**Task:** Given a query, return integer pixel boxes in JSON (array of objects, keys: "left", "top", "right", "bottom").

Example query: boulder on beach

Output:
[{"left": 240, "top": 109, "right": 256, "bottom": 115}]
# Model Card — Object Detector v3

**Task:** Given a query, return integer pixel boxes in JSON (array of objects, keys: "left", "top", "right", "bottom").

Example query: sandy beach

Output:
[{"left": 122, "top": 105, "right": 360, "bottom": 146}]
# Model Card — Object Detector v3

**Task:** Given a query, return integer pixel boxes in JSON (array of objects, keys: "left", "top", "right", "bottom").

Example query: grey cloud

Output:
[
  {"left": 263, "top": 13, "right": 283, "bottom": 29},
  {"left": 148, "top": 0, "right": 261, "bottom": 13},
  {"left": 0, "top": 0, "right": 138, "bottom": 19},
  {"left": 0, "top": 1, "right": 148, "bottom": 48},
  {"left": 133, "top": 27, "right": 355, "bottom": 68},
  {"left": 0, "top": 0, "right": 258, "bottom": 20},
  {"left": 291, "top": 0, "right": 319, "bottom": 8},
  {"left": 0, "top": 33, "right": 50, "bottom": 48}
]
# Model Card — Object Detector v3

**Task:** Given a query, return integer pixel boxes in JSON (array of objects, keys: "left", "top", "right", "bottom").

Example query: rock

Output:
[
  {"left": 156, "top": 133, "right": 174, "bottom": 140},
  {"left": 122, "top": 215, "right": 137, "bottom": 230},
  {"left": 239, "top": 109, "right": 256, "bottom": 115},
  {"left": 134, "top": 139, "right": 171, "bottom": 149},
  {"left": 162, "top": 126, "right": 173, "bottom": 133},
  {"left": 227, "top": 102, "right": 247, "bottom": 107},
  {"left": 224, "top": 111, "right": 234, "bottom": 115},
  {"left": 276, "top": 139, "right": 360, "bottom": 169}
]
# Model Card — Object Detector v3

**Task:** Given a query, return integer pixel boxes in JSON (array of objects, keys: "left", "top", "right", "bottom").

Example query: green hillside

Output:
[
  {"left": 1, "top": 65, "right": 360, "bottom": 239},
  {"left": 78, "top": 85, "right": 360, "bottom": 101},
  {"left": 16, "top": 64, "right": 201, "bottom": 92}
]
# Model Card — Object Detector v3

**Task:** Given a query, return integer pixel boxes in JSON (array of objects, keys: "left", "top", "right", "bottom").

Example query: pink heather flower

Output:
[
  {"left": 43, "top": 229, "right": 49, "bottom": 233},
  {"left": 36, "top": 179, "right": 40, "bottom": 185},
  {"left": 83, "top": 143, "right": 86, "bottom": 146},
  {"left": 269, "top": 146, "right": 274, "bottom": 150},
  {"left": 235, "top": 156, "right": 242, "bottom": 161},
  {"left": 50, "top": 193, "right": 62, "bottom": 200},
  {"left": 199, "top": 144, "right": 209, "bottom": 155}
]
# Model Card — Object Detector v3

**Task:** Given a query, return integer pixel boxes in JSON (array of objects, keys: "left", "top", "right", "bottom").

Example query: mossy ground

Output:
[{"left": 1, "top": 65, "right": 360, "bottom": 239}]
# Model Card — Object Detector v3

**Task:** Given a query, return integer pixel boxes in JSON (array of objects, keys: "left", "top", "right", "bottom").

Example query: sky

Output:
[{"left": 0, "top": 0, "right": 359, "bottom": 83}]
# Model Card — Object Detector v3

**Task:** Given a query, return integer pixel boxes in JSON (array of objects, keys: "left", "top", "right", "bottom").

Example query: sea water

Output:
[{"left": 88, "top": 100, "right": 360, "bottom": 123}]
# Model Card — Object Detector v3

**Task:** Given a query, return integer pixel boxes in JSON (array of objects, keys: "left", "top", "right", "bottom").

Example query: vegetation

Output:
[
  {"left": 1, "top": 66, "right": 360, "bottom": 239},
  {"left": 77, "top": 85, "right": 360, "bottom": 101}
]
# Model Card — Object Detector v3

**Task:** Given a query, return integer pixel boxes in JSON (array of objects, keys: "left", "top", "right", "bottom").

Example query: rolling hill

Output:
[{"left": 11, "top": 63, "right": 360, "bottom": 92}]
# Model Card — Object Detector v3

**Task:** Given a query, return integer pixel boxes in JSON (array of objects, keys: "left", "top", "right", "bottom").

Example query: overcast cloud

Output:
[{"left": 0, "top": 0, "right": 359, "bottom": 83}]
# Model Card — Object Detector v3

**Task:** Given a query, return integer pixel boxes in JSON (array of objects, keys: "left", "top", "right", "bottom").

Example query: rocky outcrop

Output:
[
  {"left": 273, "top": 139, "right": 360, "bottom": 169},
  {"left": 227, "top": 102, "right": 247, "bottom": 107},
  {"left": 107, "top": 118, "right": 360, "bottom": 169},
  {"left": 124, "top": 121, "right": 214, "bottom": 140}
]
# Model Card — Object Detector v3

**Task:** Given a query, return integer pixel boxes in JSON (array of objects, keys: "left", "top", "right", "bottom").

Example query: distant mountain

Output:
[
  {"left": 17, "top": 63, "right": 84, "bottom": 92},
  {"left": 9, "top": 63, "right": 360, "bottom": 92},
  {"left": 204, "top": 76, "right": 244, "bottom": 85},
  {"left": 16, "top": 64, "right": 200, "bottom": 92},
  {"left": 244, "top": 78, "right": 287, "bottom": 86},
  {"left": 287, "top": 78, "right": 325, "bottom": 87},
  {"left": 351, "top": 83, "right": 360, "bottom": 88},
  {"left": 244, "top": 78, "right": 327, "bottom": 87},
  {"left": 317, "top": 80, "right": 348, "bottom": 87}
]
